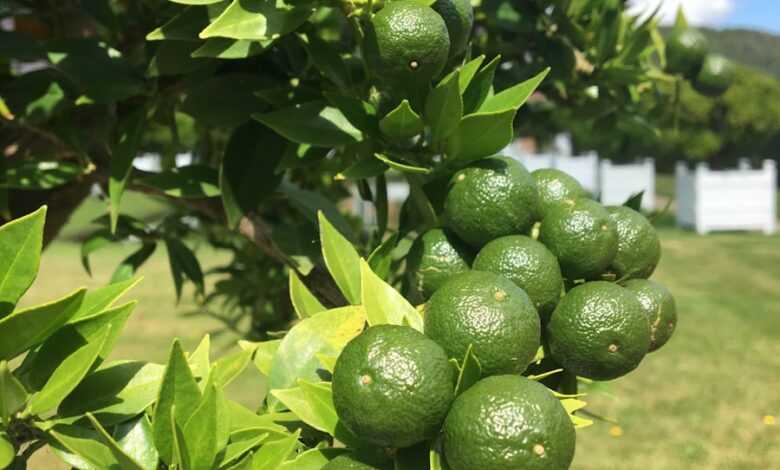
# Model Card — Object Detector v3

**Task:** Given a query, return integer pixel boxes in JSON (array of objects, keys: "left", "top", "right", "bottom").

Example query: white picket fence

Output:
[
  {"left": 599, "top": 159, "right": 656, "bottom": 210},
  {"left": 676, "top": 160, "right": 777, "bottom": 234},
  {"left": 509, "top": 152, "right": 600, "bottom": 194}
]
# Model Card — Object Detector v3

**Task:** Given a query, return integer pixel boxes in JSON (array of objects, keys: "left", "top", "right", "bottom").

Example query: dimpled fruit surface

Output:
[
  {"left": 424, "top": 270, "right": 541, "bottom": 375},
  {"left": 332, "top": 325, "right": 455, "bottom": 448},
  {"left": 532, "top": 168, "right": 588, "bottom": 218},
  {"left": 443, "top": 375, "right": 576, "bottom": 470},
  {"left": 607, "top": 205, "right": 661, "bottom": 280},
  {"left": 406, "top": 228, "right": 473, "bottom": 299},
  {"left": 547, "top": 281, "right": 650, "bottom": 381},
  {"left": 623, "top": 278, "right": 677, "bottom": 352},
  {"left": 444, "top": 156, "right": 540, "bottom": 248}
]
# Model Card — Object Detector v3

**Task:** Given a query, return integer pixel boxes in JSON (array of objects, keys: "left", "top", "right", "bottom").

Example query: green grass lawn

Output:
[{"left": 22, "top": 193, "right": 780, "bottom": 469}]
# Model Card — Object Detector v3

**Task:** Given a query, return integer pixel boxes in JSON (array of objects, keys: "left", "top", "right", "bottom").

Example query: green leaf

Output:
[
  {"left": 458, "top": 55, "right": 486, "bottom": 93},
  {"left": 225, "top": 400, "right": 289, "bottom": 436},
  {"left": 27, "top": 324, "right": 112, "bottom": 415},
  {"left": 453, "top": 344, "right": 481, "bottom": 395},
  {"left": 623, "top": 191, "right": 644, "bottom": 211},
  {"left": 0, "top": 205, "right": 46, "bottom": 317},
  {"left": 268, "top": 307, "right": 365, "bottom": 394},
  {"left": 289, "top": 271, "right": 325, "bottom": 319},
  {"left": 373, "top": 153, "right": 431, "bottom": 175},
  {"left": 304, "top": 34, "right": 350, "bottom": 89},
  {"left": 200, "top": 0, "right": 312, "bottom": 41},
  {"left": 46, "top": 423, "right": 118, "bottom": 469},
  {"left": 115, "top": 416, "right": 159, "bottom": 470},
  {"left": 146, "top": 40, "right": 216, "bottom": 77},
  {"left": 673, "top": 5, "right": 688, "bottom": 33},
  {"left": 165, "top": 239, "right": 204, "bottom": 301},
  {"left": 281, "top": 185, "right": 354, "bottom": 242},
  {"left": 80, "top": 230, "right": 113, "bottom": 276},
  {"left": 254, "top": 102, "right": 362, "bottom": 147},
  {"left": 171, "top": 0, "right": 224, "bottom": 5},
  {"left": 137, "top": 165, "right": 220, "bottom": 199},
  {"left": 182, "top": 384, "right": 222, "bottom": 470},
  {"left": 445, "top": 109, "right": 516, "bottom": 164},
  {"left": 478, "top": 68, "right": 549, "bottom": 113},
  {"left": 360, "top": 259, "right": 422, "bottom": 330},
  {"left": 111, "top": 243, "right": 157, "bottom": 284},
  {"left": 147, "top": 7, "right": 210, "bottom": 41},
  {"left": 406, "top": 175, "right": 439, "bottom": 230},
  {"left": 0, "top": 431, "right": 13, "bottom": 469},
  {"left": 462, "top": 55, "right": 501, "bottom": 113},
  {"left": 314, "top": 354, "right": 337, "bottom": 374},
  {"left": 560, "top": 398, "right": 593, "bottom": 428},
  {"left": 334, "top": 157, "right": 387, "bottom": 181},
  {"left": 109, "top": 108, "right": 146, "bottom": 234},
  {"left": 241, "top": 339, "right": 281, "bottom": 377},
  {"left": 0, "top": 361, "right": 27, "bottom": 424},
  {"left": 324, "top": 93, "right": 379, "bottom": 134},
  {"left": 181, "top": 74, "right": 268, "bottom": 127},
  {"left": 0, "top": 160, "right": 81, "bottom": 190},
  {"left": 379, "top": 100, "right": 424, "bottom": 142},
  {"left": 250, "top": 429, "right": 301, "bottom": 470},
  {"left": 170, "top": 405, "right": 191, "bottom": 468},
  {"left": 28, "top": 301, "right": 136, "bottom": 391},
  {"left": 426, "top": 70, "right": 463, "bottom": 143},
  {"left": 188, "top": 335, "right": 211, "bottom": 380},
  {"left": 59, "top": 360, "right": 165, "bottom": 425},
  {"left": 153, "top": 339, "right": 202, "bottom": 465},
  {"left": 211, "top": 348, "right": 253, "bottom": 388},
  {"left": 220, "top": 122, "right": 286, "bottom": 228},
  {"left": 192, "top": 38, "right": 269, "bottom": 59},
  {"left": 0, "top": 287, "right": 86, "bottom": 361},
  {"left": 367, "top": 233, "right": 398, "bottom": 281},
  {"left": 279, "top": 448, "right": 347, "bottom": 470},
  {"left": 68, "top": 277, "right": 141, "bottom": 324},
  {"left": 218, "top": 432, "right": 269, "bottom": 468},
  {"left": 86, "top": 413, "right": 145, "bottom": 470},
  {"left": 271, "top": 381, "right": 336, "bottom": 435},
  {"left": 318, "top": 211, "right": 361, "bottom": 304}
]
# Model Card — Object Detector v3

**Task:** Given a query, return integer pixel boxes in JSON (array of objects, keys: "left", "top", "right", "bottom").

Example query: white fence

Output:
[
  {"left": 676, "top": 160, "right": 777, "bottom": 234},
  {"left": 599, "top": 159, "right": 655, "bottom": 210},
  {"left": 509, "top": 152, "right": 600, "bottom": 194}
]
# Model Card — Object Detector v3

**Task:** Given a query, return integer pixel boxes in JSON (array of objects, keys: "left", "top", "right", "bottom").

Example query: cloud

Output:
[{"left": 628, "top": 0, "right": 735, "bottom": 27}]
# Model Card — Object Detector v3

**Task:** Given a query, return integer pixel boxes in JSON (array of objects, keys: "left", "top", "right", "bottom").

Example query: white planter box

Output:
[
  {"left": 675, "top": 160, "right": 777, "bottom": 234},
  {"left": 599, "top": 159, "right": 656, "bottom": 210},
  {"left": 510, "top": 152, "right": 599, "bottom": 194}
]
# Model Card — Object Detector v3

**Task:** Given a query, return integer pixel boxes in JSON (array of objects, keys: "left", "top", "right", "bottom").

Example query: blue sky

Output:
[{"left": 630, "top": 0, "right": 780, "bottom": 34}]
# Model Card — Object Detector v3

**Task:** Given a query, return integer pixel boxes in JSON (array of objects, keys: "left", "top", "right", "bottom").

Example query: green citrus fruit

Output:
[
  {"left": 473, "top": 235, "right": 563, "bottom": 323},
  {"left": 364, "top": 1, "right": 450, "bottom": 87},
  {"left": 407, "top": 228, "right": 473, "bottom": 300},
  {"left": 424, "top": 270, "right": 541, "bottom": 375},
  {"left": 444, "top": 156, "right": 540, "bottom": 248},
  {"left": 432, "top": 0, "right": 474, "bottom": 59},
  {"left": 607, "top": 205, "right": 661, "bottom": 280},
  {"left": 532, "top": 168, "right": 588, "bottom": 218},
  {"left": 693, "top": 53, "right": 736, "bottom": 97},
  {"left": 547, "top": 281, "right": 650, "bottom": 381},
  {"left": 623, "top": 279, "right": 677, "bottom": 352},
  {"left": 539, "top": 198, "right": 617, "bottom": 280},
  {"left": 443, "top": 375, "right": 576, "bottom": 470},
  {"left": 665, "top": 28, "right": 708, "bottom": 78},
  {"left": 332, "top": 324, "right": 455, "bottom": 448},
  {"left": 323, "top": 453, "right": 390, "bottom": 470}
]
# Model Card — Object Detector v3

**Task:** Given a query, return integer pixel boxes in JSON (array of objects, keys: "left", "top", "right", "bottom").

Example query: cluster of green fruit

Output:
[
  {"left": 326, "top": 156, "right": 677, "bottom": 469},
  {"left": 666, "top": 26, "right": 735, "bottom": 97}
]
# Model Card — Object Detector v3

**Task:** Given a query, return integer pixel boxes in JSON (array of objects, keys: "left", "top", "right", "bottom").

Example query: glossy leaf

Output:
[
  {"left": 462, "top": 55, "right": 501, "bottom": 113},
  {"left": 86, "top": 413, "right": 145, "bottom": 470},
  {"left": 200, "top": 0, "right": 312, "bottom": 41},
  {"left": 115, "top": 416, "right": 159, "bottom": 470},
  {"left": 324, "top": 93, "right": 378, "bottom": 134},
  {"left": 278, "top": 448, "right": 347, "bottom": 470},
  {"left": 226, "top": 400, "right": 289, "bottom": 436},
  {"left": 0, "top": 287, "right": 86, "bottom": 361},
  {"left": 623, "top": 191, "right": 644, "bottom": 211},
  {"left": 289, "top": 271, "right": 325, "bottom": 319},
  {"left": 281, "top": 185, "right": 354, "bottom": 242},
  {"left": 367, "top": 233, "right": 398, "bottom": 281},
  {"left": 445, "top": 109, "right": 516, "bottom": 164},
  {"left": 254, "top": 102, "right": 362, "bottom": 147},
  {"left": 192, "top": 38, "right": 269, "bottom": 59},
  {"left": 0, "top": 432, "right": 13, "bottom": 469},
  {"left": 111, "top": 243, "right": 157, "bottom": 284},
  {"left": 479, "top": 68, "right": 549, "bottom": 113},
  {"left": 218, "top": 432, "right": 269, "bottom": 468},
  {"left": 0, "top": 361, "right": 27, "bottom": 424},
  {"left": 47, "top": 423, "right": 118, "bottom": 469},
  {"left": 153, "top": 340, "right": 202, "bottom": 465},
  {"left": 241, "top": 339, "right": 281, "bottom": 376},
  {"left": 109, "top": 108, "right": 146, "bottom": 233},
  {"left": 426, "top": 70, "right": 463, "bottom": 143},
  {"left": 188, "top": 335, "right": 211, "bottom": 380},
  {"left": 379, "top": 100, "right": 424, "bottom": 142},
  {"left": 182, "top": 384, "right": 222, "bottom": 470},
  {"left": 181, "top": 74, "right": 268, "bottom": 127},
  {"left": 68, "top": 277, "right": 141, "bottom": 324},
  {"left": 373, "top": 153, "right": 431, "bottom": 175},
  {"left": 458, "top": 55, "right": 486, "bottom": 93},
  {"left": 59, "top": 360, "right": 165, "bottom": 425},
  {"left": 147, "top": 7, "right": 210, "bottom": 41},
  {"left": 137, "top": 165, "right": 220, "bottom": 199},
  {"left": 268, "top": 307, "right": 365, "bottom": 394},
  {"left": 165, "top": 238, "right": 204, "bottom": 301},
  {"left": 211, "top": 348, "right": 253, "bottom": 388},
  {"left": 0, "top": 160, "right": 82, "bottom": 190},
  {"left": 27, "top": 324, "right": 111, "bottom": 415},
  {"left": 0, "top": 205, "right": 45, "bottom": 317},
  {"left": 250, "top": 429, "right": 301, "bottom": 470},
  {"left": 318, "top": 211, "right": 362, "bottom": 304},
  {"left": 360, "top": 259, "right": 422, "bottom": 331}
]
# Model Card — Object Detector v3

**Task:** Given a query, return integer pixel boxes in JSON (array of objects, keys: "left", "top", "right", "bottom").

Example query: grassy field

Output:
[{"left": 21, "top": 193, "right": 780, "bottom": 469}]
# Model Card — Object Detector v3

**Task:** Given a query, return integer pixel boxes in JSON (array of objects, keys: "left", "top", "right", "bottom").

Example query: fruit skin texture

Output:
[
  {"left": 623, "top": 279, "right": 677, "bottom": 352},
  {"left": 443, "top": 375, "right": 576, "bottom": 470},
  {"left": 473, "top": 235, "right": 563, "bottom": 323},
  {"left": 444, "top": 156, "right": 540, "bottom": 248},
  {"left": 424, "top": 271, "right": 541, "bottom": 376},
  {"left": 532, "top": 168, "right": 588, "bottom": 218},
  {"left": 666, "top": 29, "right": 708, "bottom": 78},
  {"left": 539, "top": 198, "right": 618, "bottom": 280},
  {"left": 431, "top": 0, "right": 474, "bottom": 59},
  {"left": 332, "top": 325, "right": 455, "bottom": 449},
  {"left": 693, "top": 53, "right": 736, "bottom": 97},
  {"left": 547, "top": 281, "right": 650, "bottom": 381},
  {"left": 406, "top": 228, "right": 473, "bottom": 300},
  {"left": 607, "top": 205, "right": 661, "bottom": 280},
  {"left": 364, "top": 1, "right": 450, "bottom": 89}
]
